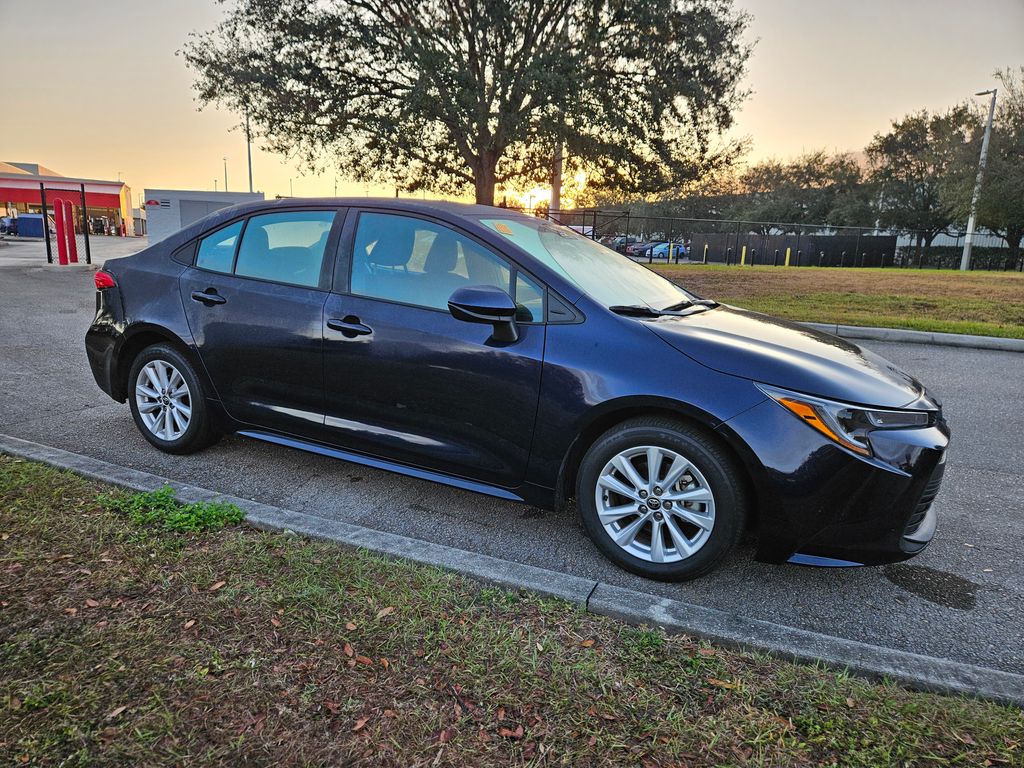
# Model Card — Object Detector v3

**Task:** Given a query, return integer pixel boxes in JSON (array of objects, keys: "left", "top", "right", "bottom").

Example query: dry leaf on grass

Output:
[
  {"left": 208, "top": 581, "right": 226, "bottom": 592},
  {"left": 707, "top": 678, "right": 738, "bottom": 689}
]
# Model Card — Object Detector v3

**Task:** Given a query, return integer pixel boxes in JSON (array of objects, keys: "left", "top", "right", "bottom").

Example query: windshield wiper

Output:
[
  {"left": 660, "top": 300, "right": 694, "bottom": 312},
  {"left": 608, "top": 304, "right": 666, "bottom": 317}
]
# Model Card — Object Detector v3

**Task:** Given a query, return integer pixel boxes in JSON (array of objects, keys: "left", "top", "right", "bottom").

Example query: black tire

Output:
[
  {"left": 127, "top": 343, "right": 219, "bottom": 455},
  {"left": 576, "top": 416, "right": 747, "bottom": 582}
]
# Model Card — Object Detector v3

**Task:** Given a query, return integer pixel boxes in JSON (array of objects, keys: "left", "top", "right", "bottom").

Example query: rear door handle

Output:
[
  {"left": 191, "top": 290, "right": 226, "bottom": 306},
  {"left": 327, "top": 317, "right": 373, "bottom": 338}
]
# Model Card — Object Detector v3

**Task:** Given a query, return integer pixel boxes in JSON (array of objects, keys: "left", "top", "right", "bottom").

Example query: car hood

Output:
[{"left": 646, "top": 305, "right": 925, "bottom": 408}]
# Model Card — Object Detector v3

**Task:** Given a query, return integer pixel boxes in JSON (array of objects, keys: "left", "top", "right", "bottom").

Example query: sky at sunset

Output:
[{"left": 1, "top": 0, "right": 1021, "bottom": 204}]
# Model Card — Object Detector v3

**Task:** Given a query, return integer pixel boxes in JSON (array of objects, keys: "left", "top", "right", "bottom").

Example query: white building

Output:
[{"left": 143, "top": 189, "right": 264, "bottom": 244}]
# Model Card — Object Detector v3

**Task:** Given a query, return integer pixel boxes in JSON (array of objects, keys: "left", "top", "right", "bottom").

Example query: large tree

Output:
[
  {"left": 183, "top": 0, "right": 750, "bottom": 205},
  {"left": 942, "top": 68, "right": 1024, "bottom": 269},
  {"left": 866, "top": 106, "right": 979, "bottom": 258},
  {"left": 725, "top": 151, "right": 871, "bottom": 233}
]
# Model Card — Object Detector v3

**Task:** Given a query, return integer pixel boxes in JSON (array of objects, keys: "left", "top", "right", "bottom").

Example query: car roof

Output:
[{"left": 213, "top": 196, "right": 531, "bottom": 221}]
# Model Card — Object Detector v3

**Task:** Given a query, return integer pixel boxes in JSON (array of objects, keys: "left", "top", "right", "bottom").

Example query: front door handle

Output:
[
  {"left": 191, "top": 289, "right": 226, "bottom": 306},
  {"left": 327, "top": 316, "right": 373, "bottom": 338}
]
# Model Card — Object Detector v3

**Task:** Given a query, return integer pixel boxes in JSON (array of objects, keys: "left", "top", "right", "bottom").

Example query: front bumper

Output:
[{"left": 718, "top": 398, "right": 950, "bottom": 566}]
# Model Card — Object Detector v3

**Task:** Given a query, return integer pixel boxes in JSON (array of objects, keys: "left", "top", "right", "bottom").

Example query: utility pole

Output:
[
  {"left": 223, "top": 157, "right": 229, "bottom": 193},
  {"left": 245, "top": 113, "right": 253, "bottom": 193},
  {"left": 960, "top": 88, "right": 998, "bottom": 271},
  {"left": 214, "top": 179, "right": 218, "bottom": 192}
]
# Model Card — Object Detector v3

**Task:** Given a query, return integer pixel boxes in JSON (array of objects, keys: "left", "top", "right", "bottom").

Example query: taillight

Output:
[{"left": 94, "top": 270, "right": 116, "bottom": 290}]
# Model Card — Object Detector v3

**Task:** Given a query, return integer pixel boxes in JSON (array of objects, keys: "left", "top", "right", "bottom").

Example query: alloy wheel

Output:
[
  {"left": 135, "top": 359, "right": 192, "bottom": 441},
  {"left": 594, "top": 445, "right": 716, "bottom": 563}
]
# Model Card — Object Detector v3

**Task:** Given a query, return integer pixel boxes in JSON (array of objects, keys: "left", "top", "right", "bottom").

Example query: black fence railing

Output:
[{"left": 503, "top": 207, "right": 1022, "bottom": 271}]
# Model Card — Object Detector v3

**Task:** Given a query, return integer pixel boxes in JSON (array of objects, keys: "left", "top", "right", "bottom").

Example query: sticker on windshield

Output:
[{"left": 494, "top": 222, "right": 513, "bottom": 235}]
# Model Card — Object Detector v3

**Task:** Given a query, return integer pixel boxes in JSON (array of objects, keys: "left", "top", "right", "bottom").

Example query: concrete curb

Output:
[
  {"left": 3, "top": 432, "right": 1023, "bottom": 707},
  {"left": 801, "top": 322, "right": 1024, "bottom": 353}
]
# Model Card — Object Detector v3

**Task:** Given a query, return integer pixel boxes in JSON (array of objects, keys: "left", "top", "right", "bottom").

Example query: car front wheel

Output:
[
  {"left": 576, "top": 417, "right": 748, "bottom": 581},
  {"left": 128, "top": 343, "right": 219, "bottom": 455}
]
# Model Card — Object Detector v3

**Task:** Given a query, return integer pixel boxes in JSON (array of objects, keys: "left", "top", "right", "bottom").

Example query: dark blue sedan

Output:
[{"left": 86, "top": 199, "right": 949, "bottom": 581}]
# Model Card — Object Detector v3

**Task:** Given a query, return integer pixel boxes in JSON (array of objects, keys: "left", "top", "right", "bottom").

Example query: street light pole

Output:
[
  {"left": 245, "top": 113, "right": 253, "bottom": 193},
  {"left": 223, "top": 157, "right": 229, "bottom": 193},
  {"left": 960, "top": 88, "right": 998, "bottom": 271}
]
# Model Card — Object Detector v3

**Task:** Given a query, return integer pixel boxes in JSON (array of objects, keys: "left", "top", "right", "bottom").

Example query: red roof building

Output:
[{"left": 0, "top": 161, "right": 134, "bottom": 236}]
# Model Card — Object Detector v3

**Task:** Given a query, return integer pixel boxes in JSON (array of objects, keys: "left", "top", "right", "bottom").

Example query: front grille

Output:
[{"left": 904, "top": 459, "right": 945, "bottom": 536}]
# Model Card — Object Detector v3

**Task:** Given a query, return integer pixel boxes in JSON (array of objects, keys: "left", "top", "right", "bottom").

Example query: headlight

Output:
[{"left": 757, "top": 383, "right": 932, "bottom": 457}]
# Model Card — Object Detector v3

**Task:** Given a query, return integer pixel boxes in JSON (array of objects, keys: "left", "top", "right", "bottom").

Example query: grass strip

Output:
[
  {"left": 652, "top": 265, "right": 1024, "bottom": 339},
  {"left": 0, "top": 456, "right": 1021, "bottom": 766}
]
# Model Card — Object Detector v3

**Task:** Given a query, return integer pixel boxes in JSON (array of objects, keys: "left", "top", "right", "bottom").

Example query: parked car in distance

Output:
[
  {"left": 86, "top": 199, "right": 949, "bottom": 581},
  {"left": 0, "top": 216, "right": 18, "bottom": 236}
]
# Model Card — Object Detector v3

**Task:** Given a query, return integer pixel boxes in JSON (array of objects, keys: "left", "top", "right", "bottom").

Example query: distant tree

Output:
[
  {"left": 183, "top": 0, "right": 751, "bottom": 205},
  {"left": 866, "top": 106, "right": 979, "bottom": 259},
  {"left": 942, "top": 68, "right": 1024, "bottom": 269},
  {"left": 725, "top": 151, "right": 871, "bottom": 233}
]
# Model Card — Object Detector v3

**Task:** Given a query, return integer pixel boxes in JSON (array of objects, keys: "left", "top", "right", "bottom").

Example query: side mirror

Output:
[{"left": 448, "top": 285, "right": 519, "bottom": 343}]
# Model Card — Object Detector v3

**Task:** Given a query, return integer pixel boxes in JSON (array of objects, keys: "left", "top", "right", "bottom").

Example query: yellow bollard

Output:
[
  {"left": 785, "top": 247, "right": 791, "bottom": 267},
  {"left": 740, "top": 245, "right": 747, "bottom": 266}
]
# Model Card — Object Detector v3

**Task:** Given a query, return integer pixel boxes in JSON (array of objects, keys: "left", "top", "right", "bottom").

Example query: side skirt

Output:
[{"left": 237, "top": 430, "right": 525, "bottom": 503}]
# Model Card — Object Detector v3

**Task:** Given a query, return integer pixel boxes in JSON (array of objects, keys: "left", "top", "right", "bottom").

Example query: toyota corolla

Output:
[{"left": 85, "top": 199, "right": 949, "bottom": 581}]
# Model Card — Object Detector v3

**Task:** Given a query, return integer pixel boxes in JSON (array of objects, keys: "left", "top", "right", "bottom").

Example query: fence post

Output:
[
  {"left": 796, "top": 249, "right": 802, "bottom": 266},
  {"left": 726, "top": 247, "right": 732, "bottom": 266},
  {"left": 784, "top": 247, "right": 791, "bottom": 267},
  {"left": 702, "top": 243, "right": 708, "bottom": 264},
  {"left": 740, "top": 245, "right": 746, "bottom": 266},
  {"left": 773, "top": 249, "right": 779, "bottom": 267},
  {"left": 39, "top": 183, "right": 53, "bottom": 264},
  {"left": 79, "top": 184, "right": 92, "bottom": 265},
  {"left": 840, "top": 251, "right": 846, "bottom": 267}
]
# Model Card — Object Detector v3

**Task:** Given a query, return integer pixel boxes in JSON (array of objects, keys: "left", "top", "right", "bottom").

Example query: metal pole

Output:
[
  {"left": 39, "top": 183, "right": 52, "bottom": 264},
  {"left": 550, "top": 142, "right": 562, "bottom": 224},
  {"left": 961, "top": 89, "right": 998, "bottom": 271},
  {"left": 245, "top": 113, "right": 253, "bottom": 193},
  {"left": 79, "top": 183, "right": 91, "bottom": 265},
  {"left": 223, "top": 157, "right": 228, "bottom": 193}
]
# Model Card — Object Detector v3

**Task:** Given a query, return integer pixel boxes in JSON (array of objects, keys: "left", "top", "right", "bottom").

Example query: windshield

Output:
[{"left": 479, "top": 217, "right": 696, "bottom": 311}]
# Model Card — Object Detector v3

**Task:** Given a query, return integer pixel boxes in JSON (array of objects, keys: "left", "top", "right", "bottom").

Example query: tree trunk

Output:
[
  {"left": 474, "top": 154, "right": 497, "bottom": 206},
  {"left": 1006, "top": 228, "right": 1023, "bottom": 271}
]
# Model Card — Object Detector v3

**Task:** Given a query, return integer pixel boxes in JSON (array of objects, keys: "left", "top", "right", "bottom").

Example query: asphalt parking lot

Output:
[{"left": 2, "top": 243, "right": 1022, "bottom": 675}]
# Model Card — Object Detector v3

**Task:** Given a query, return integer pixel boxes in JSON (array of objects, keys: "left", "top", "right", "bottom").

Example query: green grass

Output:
[
  {"left": 652, "top": 264, "right": 1024, "bottom": 339},
  {"left": 1, "top": 456, "right": 1022, "bottom": 766},
  {"left": 98, "top": 485, "right": 243, "bottom": 533}
]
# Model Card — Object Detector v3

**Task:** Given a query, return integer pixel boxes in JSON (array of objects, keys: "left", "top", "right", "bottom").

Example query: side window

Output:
[
  {"left": 234, "top": 211, "right": 336, "bottom": 288},
  {"left": 195, "top": 220, "right": 243, "bottom": 274},
  {"left": 352, "top": 212, "right": 514, "bottom": 311}
]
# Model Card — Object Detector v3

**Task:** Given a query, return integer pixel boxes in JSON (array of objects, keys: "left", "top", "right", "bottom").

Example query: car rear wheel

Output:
[
  {"left": 128, "top": 343, "right": 219, "bottom": 454},
  {"left": 576, "top": 417, "right": 747, "bottom": 581}
]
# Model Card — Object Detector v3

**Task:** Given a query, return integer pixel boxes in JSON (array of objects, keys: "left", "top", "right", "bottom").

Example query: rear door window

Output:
[{"left": 234, "top": 211, "right": 336, "bottom": 288}]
